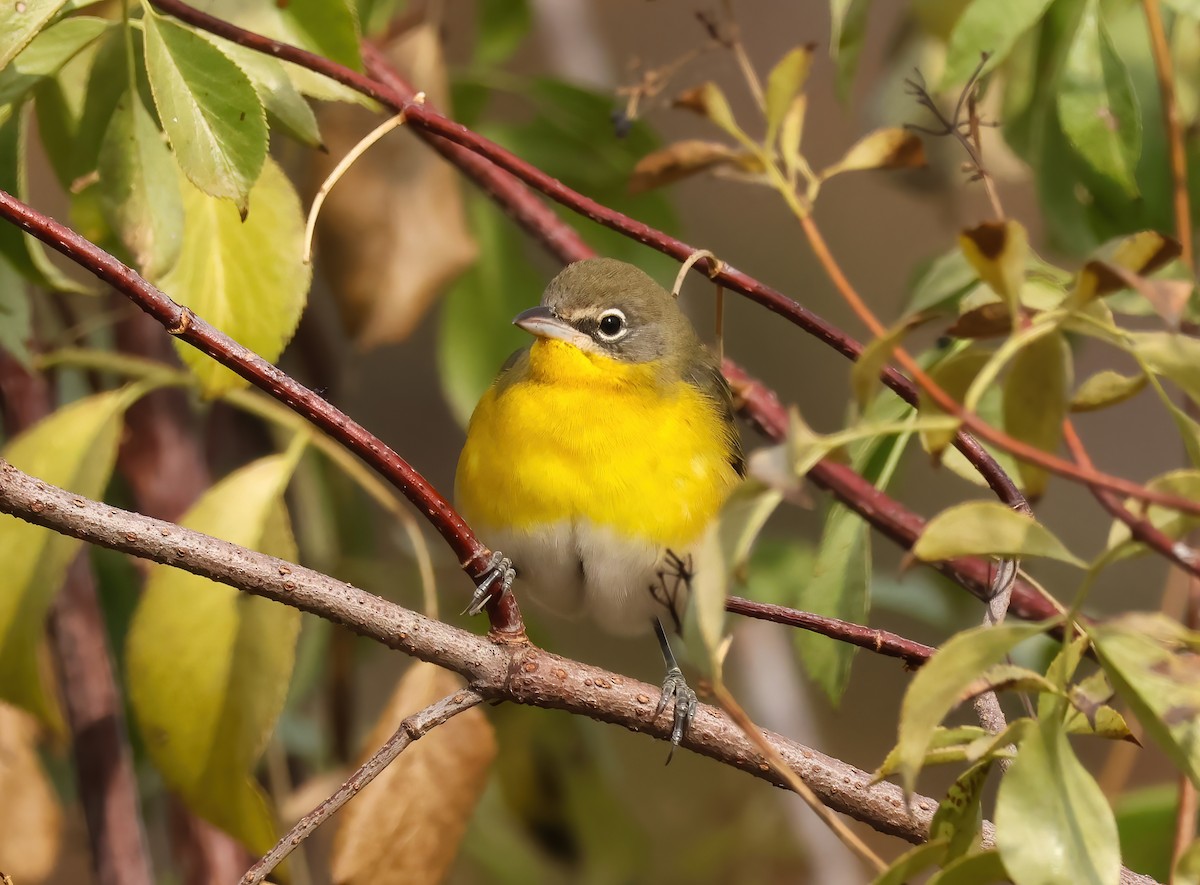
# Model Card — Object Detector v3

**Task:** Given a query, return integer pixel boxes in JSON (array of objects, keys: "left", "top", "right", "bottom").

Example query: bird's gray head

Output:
[{"left": 513, "top": 258, "right": 701, "bottom": 367}]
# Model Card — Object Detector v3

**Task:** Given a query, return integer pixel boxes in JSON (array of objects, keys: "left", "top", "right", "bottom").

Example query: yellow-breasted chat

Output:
[{"left": 455, "top": 257, "right": 744, "bottom": 744}]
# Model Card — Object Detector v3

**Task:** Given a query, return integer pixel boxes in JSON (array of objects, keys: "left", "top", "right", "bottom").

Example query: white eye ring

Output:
[{"left": 596, "top": 308, "right": 628, "bottom": 341}]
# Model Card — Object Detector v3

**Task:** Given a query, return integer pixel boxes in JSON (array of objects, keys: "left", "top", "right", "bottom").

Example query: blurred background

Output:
[{"left": 5, "top": 0, "right": 1192, "bottom": 882}]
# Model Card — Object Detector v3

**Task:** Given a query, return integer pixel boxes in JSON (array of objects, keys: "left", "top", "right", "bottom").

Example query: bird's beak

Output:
[{"left": 513, "top": 306, "right": 586, "bottom": 346}]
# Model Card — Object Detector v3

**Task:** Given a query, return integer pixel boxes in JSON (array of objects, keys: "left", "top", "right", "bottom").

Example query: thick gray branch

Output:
[{"left": 0, "top": 461, "right": 1159, "bottom": 883}]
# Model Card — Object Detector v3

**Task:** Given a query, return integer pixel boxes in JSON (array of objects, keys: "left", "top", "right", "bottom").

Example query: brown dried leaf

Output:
[
  {"left": 945, "top": 302, "right": 1012, "bottom": 338},
  {"left": 672, "top": 82, "right": 743, "bottom": 140},
  {"left": 312, "top": 25, "right": 478, "bottom": 349},
  {"left": 0, "top": 703, "right": 62, "bottom": 882},
  {"left": 629, "top": 140, "right": 743, "bottom": 194},
  {"left": 820, "top": 128, "right": 926, "bottom": 180},
  {"left": 330, "top": 662, "right": 496, "bottom": 885},
  {"left": 959, "top": 220, "right": 1028, "bottom": 313}
]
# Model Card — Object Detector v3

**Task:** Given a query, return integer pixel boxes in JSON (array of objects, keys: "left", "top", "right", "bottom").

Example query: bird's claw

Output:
[
  {"left": 463, "top": 551, "right": 515, "bottom": 616},
  {"left": 654, "top": 666, "right": 698, "bottom": 762}
]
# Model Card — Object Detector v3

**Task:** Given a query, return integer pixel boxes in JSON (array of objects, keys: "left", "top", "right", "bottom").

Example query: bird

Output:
[{"left": 455, "top": 257, "right": 744, "bottom": 746}]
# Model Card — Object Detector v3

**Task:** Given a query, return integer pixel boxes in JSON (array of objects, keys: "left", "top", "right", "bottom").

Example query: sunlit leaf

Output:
[
  {"left": 891, "top": 620, "right": 1053, "bottom": 794},
  {"left": 0, "top": 388, "right": 144, "bottom": 725},
  {"left": 764, "top": 45, "right": 814, "bottom": 145},
  {"left": 852, "top": 316, "right": 923, "bottom": 408},
  {"left": 959, "top": 220, "right": 1028, "bottom": 317},
  {"left": 915, "top": 500, "right": 1083, "bottom": 565},
  {"left": 942, "top": 0, "right": 1055, "bottom": 88},
  {"left": 214, "top": 41, "right": 322, "bottom": 148},
  {"left": 143, "top": 15, "right": 267, "bottom": 212},
  {"left": 1132, "top": 331, "right": 1200, "bottom": 407},
  {"left": 126, "top": 452, "right": 303, "bottom": 854},
  {"left": 673, "top": 82, "right": 745, "bottom": 143},
  {"left": 0, "top": 704, "right": 61, "bottom": 883},
  {"left": 778, "top": 94, "right": 807, "bottom": 181},
  {"left": 1069, "top": 369, "right": 1147, "bottom": 412},
  {"left": 155, "top": 157, "right": 310, "bottom": 397},
  {"left": 1002, "top": 330, "right": 1070, "bottom": 497},
  {"left": 0, "top": 15, "right": 108, "bottom": 107},
  {"left": 281, "top": 0, "right": 362, "bottom": 72},
  {"left": 820, "top": 128, "right": 925, "bottom": 180},
  {"left": 1057, "top": 0, "right": 1140, "bottom": 197},
  {"left": 332, "top": 662, "right": 495, "bottom": 885},
  {"left": 97, "top": 89, "right": 184, "bottom": 279},
  {"left": 1106, "top": 469, "right": 1200, "bottom": 552},
  {"left": 1090, "top": 613, "right": 1200, "bottom": 787},
  {"left": 995, "top": 715, "right": 1120, "bottom": 885},
  {"left": 1065, "top": 670, "right": 1135, "bottom": 742},
  {"left": 0, "top": 0, "right": 70, "bottom": 69},
  {"left": 314, "top": 25, "right": 476, "bottom": 348}
]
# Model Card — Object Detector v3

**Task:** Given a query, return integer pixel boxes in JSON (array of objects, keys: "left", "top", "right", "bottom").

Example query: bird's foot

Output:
[
  {"left": 654, "top": 665, "right": 698, "bottom": 761},
  {"left": 463, "top": 551, "right": 516, "bottom": 616}
]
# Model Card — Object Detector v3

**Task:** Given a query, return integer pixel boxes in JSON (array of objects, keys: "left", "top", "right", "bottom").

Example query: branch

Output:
[
  {"left": 0, "top": 459, "right": 993, "bottom": 844},
  {"left": 148, "top": 0, "right": 1028, "bottom": 515},
  {"left": 241, "top": 689, "right": 484, "bottom": 885},
  {"left": 0, "top": 190, "right": 524, "bottom": 636}
]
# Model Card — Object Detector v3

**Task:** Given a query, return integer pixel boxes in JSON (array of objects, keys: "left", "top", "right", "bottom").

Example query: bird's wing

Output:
[{"left": 686, "top": 356, "right": 746, "bottom": 478}]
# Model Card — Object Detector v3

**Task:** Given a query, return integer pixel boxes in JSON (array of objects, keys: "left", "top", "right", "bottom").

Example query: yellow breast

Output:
[{"left": 455, "top": 339, "right": 739, "bottom": 547}]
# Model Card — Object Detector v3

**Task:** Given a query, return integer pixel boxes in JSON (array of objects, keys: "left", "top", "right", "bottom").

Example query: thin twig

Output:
[
  {"left": 1143, "top": 0, "right": 1194, "bottom": 270},
  {"left": 240, "top": 689, "right": 483, "bottom": 885}
]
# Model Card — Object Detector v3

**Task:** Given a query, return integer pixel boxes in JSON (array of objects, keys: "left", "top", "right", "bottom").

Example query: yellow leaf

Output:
[
  {"left": 820, "top": 128, "right": 926, "bottom": 180},
  {"left": 673, "top": 81, "right": 744, "bottom": 142},
  {"left": 126, "top": 454, "right": 302, "bottom": 854},
  {"left": 1002, "top": 331, "right": 1071, "bottom": 498},
  {"left": 0, "top": 703, "right": 61, "bottom": 882},
  {"left": 314, "top": 25, "right": 478, "bottom": 349},
  {"left": 0, "top": 388, "right": 141, "bottom": 726},
  {"left": 764, "top": 45, "right": 814, "bottom": 146},
  {"left": 958, "top": 220, "right": 1028, "bottom": 315},
  {"left": 1069, "top": 369, "right": 1147, "bottom": 412},
  {"left": 332, "top": 662, "right": 496, "bottom": 885},
  {"left": 918, "top": 349, "right": 988, "bottom": 457},
  {"left": 156, "top": 157, "right": 310, "bottom": 397}
]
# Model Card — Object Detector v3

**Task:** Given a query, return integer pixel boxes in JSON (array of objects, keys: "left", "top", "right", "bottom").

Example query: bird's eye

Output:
[{"left": 596, "top": 309, "right": 627, "bottom": 341}]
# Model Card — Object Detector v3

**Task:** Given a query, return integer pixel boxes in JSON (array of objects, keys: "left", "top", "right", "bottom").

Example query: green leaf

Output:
[
  {"left": 1056, "top": 0, "right": 1140, "bottom": 197},
  {"left": 1069, "top": 369, "right": 1147, "bottom": 412},
  {"left": 743, "top": 541, "right": 813, "bottom": 608},
  {"left": 1116, "top": 784, "right": 1176, "bottom": 883},
  {"left": 0, "top": 106, "right": 90, "bottom": 292},
  {"left": 1131, "top": 331, "right": 1200, "bottom": 407},
  {"left": 0, "top": 388, "right": 145, "bottom": 726},
  {"left": 926, "top": 850, "right": 1009, "bottom": 885},
  {"left": 942, "top": 0, "right": 1056, "bottom": 88},
  {"left": 0, "top": 15, "right": 109, "bottom": 108},
  {"left": 126, "top": 452, "right": 303, "bottom": 855},
  {"left": 830, "top": 0, "right": 871, "bottom": 100},
  {"left": 870, "top": 840, "right": 949, "bottom": 885},
  {"left": 764, "top": 45, "right": 813, "bottom": 146},
  {"left": 852, "top": 319, "right": 916, "bottom": 409},
  {"left": 216, "top": 42, "right": 322, "bottom": 148},
  {"left": 918, "top": 348, "right": 989, "bottom": 456},
  {"left": 1002, "top": 330, "right": 1071, "bottom": 497},
  {"left": 874, "top": 725, "right": 992, "bottom": 779},
  {"left": 1106, "top": 469, "right": 1200, "bottom": 551},
  {"left": 437, "top": 195, "right": 540, "bottom": 427},
  {"left": 892, "top": 620, "right": 1053, "bottom": 794},
  {"left": 1090, "top": 613, "right": 1200, "bottom": 787},
  {"left": 906, "top": 248, "right": 980, "bottom": 315},
  {"left": 280, "top": 0, "right": 362, "bottom": 72},
  {"left": 0, "top": 0, "right": 70, "bottom": 70},
  {"left": 995, "top": 715, "right": 1120, "bottom": 885},
  {"left": 155, "top": 157, "right": 310, "bottom": 397},
  {"left": 930, "top": 760, "right": 992, "bottom": 861},
  {"left": 914, "top": 500, "right": 1084, "bottom": 565},
  {"left": 143, "top": 14, "right": 267, "bottom": 212},
  {"left": 477, "top": 0, "right": 531, "bottom": 66},
  {"left": 97, "top": 90, "right": 184, "bottom": 279},
  {"left": 0, "top": 255, "right": 31, "bottom": 367},
  {"left": 795, "top": 504, "right": 870, "bottom": 702}
]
